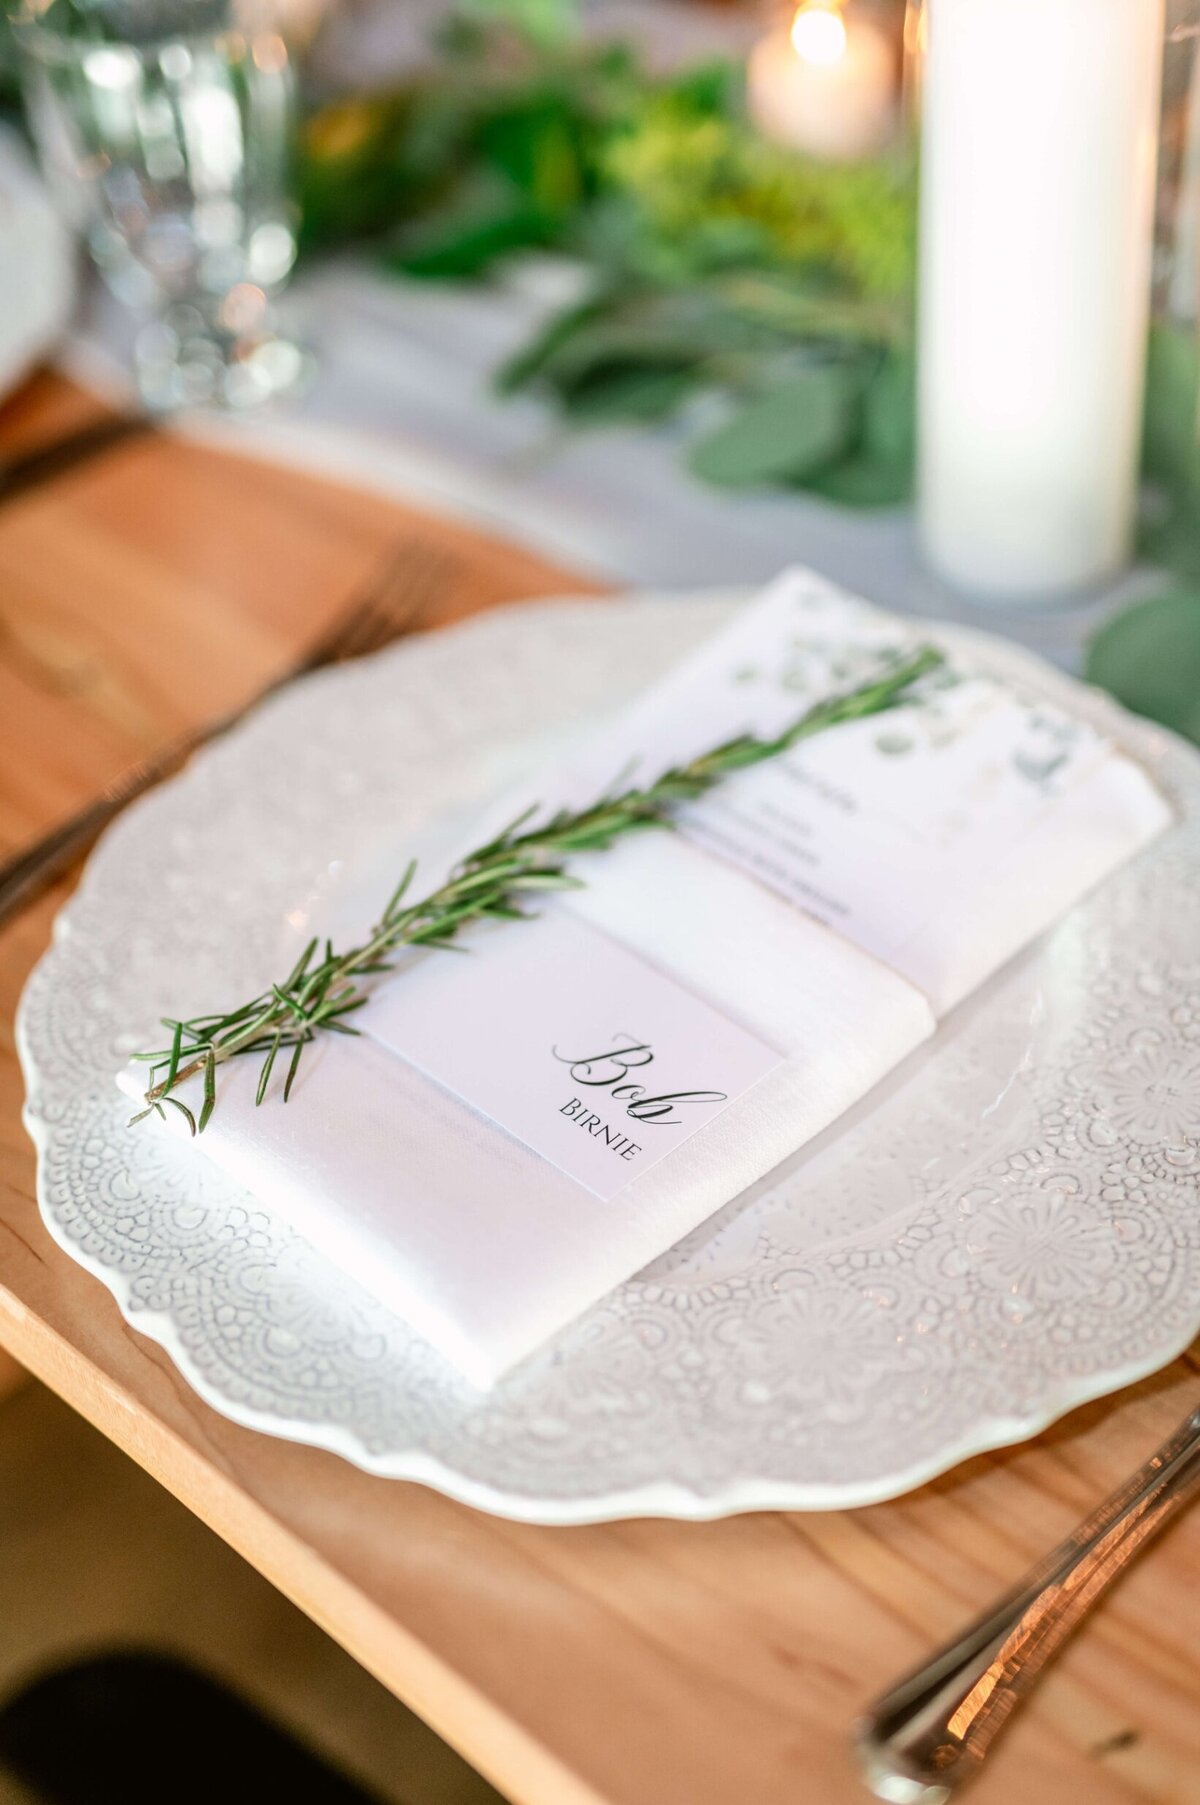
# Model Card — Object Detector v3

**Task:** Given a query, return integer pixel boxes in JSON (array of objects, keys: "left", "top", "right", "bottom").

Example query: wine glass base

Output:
[{"left": 135, "top": 303, "right": 311, "bottom": 413}]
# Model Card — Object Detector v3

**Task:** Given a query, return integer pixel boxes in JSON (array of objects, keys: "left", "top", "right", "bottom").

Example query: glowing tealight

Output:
[
  {"left": 747, "top": 2, "right": 896, "bottom": 161},
  {"left": 790, "top": 4, "right": 847, "bottom": 67}
]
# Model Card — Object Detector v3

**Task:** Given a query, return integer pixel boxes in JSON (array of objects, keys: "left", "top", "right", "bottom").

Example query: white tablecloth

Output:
[{"left": 65, "top": 253, "right": 1153, "bottom": 677}]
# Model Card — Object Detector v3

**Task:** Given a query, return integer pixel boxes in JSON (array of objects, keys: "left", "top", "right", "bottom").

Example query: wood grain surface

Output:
[{"left": 0, "top": 372, "right": 1197, "bottom": 1805}]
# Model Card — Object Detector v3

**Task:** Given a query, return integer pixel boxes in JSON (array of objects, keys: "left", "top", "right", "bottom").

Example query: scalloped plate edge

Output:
[{"left": 14, "top": 593, "right": 1200, "bottom": 1521}]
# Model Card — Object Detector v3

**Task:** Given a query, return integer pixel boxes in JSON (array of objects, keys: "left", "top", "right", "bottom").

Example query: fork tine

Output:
[
  {"left": 0, "top": 538, "right": 459, "bottom": 928},
  {"left": 379, "top": 540, "right": 456, "bottom": 626},
  {"left": 331, "top": 541, "right": 457, "bottom": 661},
  {"left": 364, "top": 550, "right": 455, "bottom": 647},
  {"left": 297, "top": 537, "right": 435, "bottom": 672},
  {"left": 297, "top": 589, "right": 381, "bottom": 674}
]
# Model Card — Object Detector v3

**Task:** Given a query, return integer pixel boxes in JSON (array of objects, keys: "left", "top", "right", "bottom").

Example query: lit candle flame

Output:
[{"left": 790, "top": 1, "right": 847, "bottom": 66}]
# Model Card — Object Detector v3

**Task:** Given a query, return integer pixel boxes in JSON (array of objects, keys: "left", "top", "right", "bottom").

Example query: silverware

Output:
[
  {"left": 0, "top": 537, "right": 454, "bottom": 926},
  {"left": 0, "top": 410, "right": 156, "bottom": 507},
  {"left": 855, "top": 1401, "right": 1200, "bottom": 1803}
]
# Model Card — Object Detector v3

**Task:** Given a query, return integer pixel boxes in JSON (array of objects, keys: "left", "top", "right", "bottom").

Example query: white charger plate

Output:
[{"left": 17, "top": 593, "right": 1200, "bottom": 1522}]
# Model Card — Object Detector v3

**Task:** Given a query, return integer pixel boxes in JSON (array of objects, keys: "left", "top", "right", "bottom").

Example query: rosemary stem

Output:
[{"left": 134, "top": 643, "right": 942, "bottom": 1130}]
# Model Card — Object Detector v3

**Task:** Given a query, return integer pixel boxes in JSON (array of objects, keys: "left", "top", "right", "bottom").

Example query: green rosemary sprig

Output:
[{"left": 130, "top": 644, "right": 942, "bottom": 1133}]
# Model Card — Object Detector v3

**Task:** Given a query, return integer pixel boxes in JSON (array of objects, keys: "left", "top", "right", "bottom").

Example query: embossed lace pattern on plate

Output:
[{"left": 16, "top": 596, "right": 1200, "bottom": 1520}]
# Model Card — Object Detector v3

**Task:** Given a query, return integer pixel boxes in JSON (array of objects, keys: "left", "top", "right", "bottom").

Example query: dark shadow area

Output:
[{"left": 0, "top": 1649, "right": 392, "bottom": 1805}]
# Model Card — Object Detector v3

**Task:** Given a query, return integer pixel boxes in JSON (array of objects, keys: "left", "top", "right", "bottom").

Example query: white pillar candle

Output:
[
  {"left": 917, "top": 0, "right": 1164, "bottom": 600},
  {"left": 747, "top": 4, "right": 897, "bottom": 163}
]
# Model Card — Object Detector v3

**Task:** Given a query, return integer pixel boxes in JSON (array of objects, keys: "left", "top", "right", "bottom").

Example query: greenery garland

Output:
[
  {"left": 4, "top": 0, "right": 1196, "bottom": 740},
  {"left": 300, "top": 4, "right": 1200, "bottom": 743},
  {"left": 301, "top": 13, "right": 921, "bottom": 502}
]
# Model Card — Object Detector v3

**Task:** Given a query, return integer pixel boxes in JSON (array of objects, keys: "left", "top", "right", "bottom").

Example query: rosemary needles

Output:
[{"left": 130, "top": 643, "right": 942, "bottom": 1133}]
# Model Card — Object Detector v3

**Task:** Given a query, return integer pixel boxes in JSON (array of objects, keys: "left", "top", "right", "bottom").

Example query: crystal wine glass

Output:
[{"left": 15, "top": 0, "right": 309, "bottom": 410}]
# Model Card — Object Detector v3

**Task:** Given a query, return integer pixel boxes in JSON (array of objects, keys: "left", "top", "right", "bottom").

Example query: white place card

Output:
[{"left": 363, "top": 909, "right": 783, "bottom": 1200}]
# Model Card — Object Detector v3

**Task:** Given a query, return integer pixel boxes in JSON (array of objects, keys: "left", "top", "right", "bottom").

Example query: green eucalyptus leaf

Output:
[
  {"left": 861, "top": 349, "right": 915, "bottom": 469},
  {"left": 804, "top": 353, "right": 914, "bottom": 505},
  {"left": 525, "top": 291, "right": 790, "bottom": 394},
  {"left": 1085, "top": 591, "right": 1200, "bottom": 744},
  {"left": 688, "top": 366, "right": 858, "bottom": 488},
  {"left": 1142, "top": 322, "right": 1200, "bottom": 487},
  {"left": 808, "top": 453, "right": 911, "bottom": 507},
  {"left": 559, "top": 364, "right": 697, "bottom": 423},
  {"left": 1139, "top": 499, "right": 1200, "bottom": 582},
  {"left": 495, "top": 293, "right": 612, "bottom": 393},
  {"left": 385, "top": 189, "right": 551, "bottom": 277}
]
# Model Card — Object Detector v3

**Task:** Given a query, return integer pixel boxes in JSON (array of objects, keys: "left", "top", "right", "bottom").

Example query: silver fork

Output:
[
  {"left": 0, "top": 537, "right": 456, "bottom": 926},
  {"left": 855, "top": 1400, "right": 1200, "bottom": 1803}
]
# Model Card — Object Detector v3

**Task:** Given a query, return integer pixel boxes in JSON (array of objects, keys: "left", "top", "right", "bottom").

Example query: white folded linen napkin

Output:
[
  {"left": 120, "top": 569, "right": 1171, "bottom": 1386},
  {"left": 118, "top": 881, "right": 931, "bottom": 1386}
]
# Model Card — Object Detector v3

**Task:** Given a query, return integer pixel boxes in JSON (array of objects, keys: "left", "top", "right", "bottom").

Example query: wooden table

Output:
[{"left": 1, "top": 372, "right": 1198, "bottom": 1805}]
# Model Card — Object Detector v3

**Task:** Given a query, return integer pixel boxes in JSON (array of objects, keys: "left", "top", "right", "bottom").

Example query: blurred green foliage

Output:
[
  {"left": 301, "top": 9, "right": 1200, "bottom": 739},
  {"left": 5, "top": 0, "right": 1197, "bottom": 737},
  {"left": 1086, "top": 590, "right": 1200, "bottom": 744},
  {"left": 301, "top": 10, "right": 919, "bottom": 503},
  {"left": 0, "top": 8, "right": 21, "bottom": 122},
  {"left": 1084, "top": 325, "right": 1200, "bottom": 740}
]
